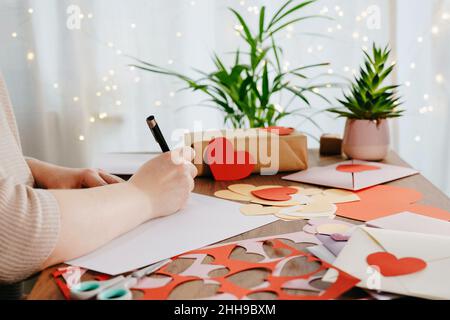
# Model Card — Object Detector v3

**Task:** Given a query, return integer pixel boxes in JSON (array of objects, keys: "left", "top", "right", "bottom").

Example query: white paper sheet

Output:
[
  {"left": 67, "top": 193, "right": 278, "bottom": 275},
  {"left": 91, "top": 152, "right": 159, "bottom": 175}
]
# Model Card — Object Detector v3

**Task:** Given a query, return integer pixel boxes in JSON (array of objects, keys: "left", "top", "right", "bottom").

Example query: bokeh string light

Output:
[{"left": 4, "top": 1, "right": 450, "bottom": 143}]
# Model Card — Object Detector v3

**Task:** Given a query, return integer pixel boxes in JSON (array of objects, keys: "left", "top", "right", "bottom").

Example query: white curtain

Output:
[
  {"left": 395, "top": 0, "right": 450, "bottom": 196},
  {"left": 0, "top": 0, "right": 448, "bottom": 195}
]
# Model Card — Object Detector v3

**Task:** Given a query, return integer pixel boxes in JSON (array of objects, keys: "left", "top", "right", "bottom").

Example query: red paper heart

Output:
[
  {"left": 261, "top": 126, "right": 294, "bottom": 136},
  {"left": 251, "top": 187, "right": 298, "bottom": 201},
  {"left": 366, "top": 252, "right": 427, "bottom": 277},
  {"left": 206, "top": 137, "right": 255, "bottom": 181},
  {"left": 336, "top": 164, "right": 381, "bottom": 173}
]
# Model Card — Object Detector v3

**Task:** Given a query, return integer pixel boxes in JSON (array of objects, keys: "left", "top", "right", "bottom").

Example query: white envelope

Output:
[
  {"left": 282, "top": 160, "right": 418, "bottom": 191},
  {"left": 322, "top": 227, "right": 450, "bottom": 299},
  {"left": 366, "top": 211, "right": 450, "bottom": 236}
]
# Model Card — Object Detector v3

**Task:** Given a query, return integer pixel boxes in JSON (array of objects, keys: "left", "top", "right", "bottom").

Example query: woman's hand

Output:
[
  {"left": 27, "top": 158, "right": 124, "bottom": 189},
  {"left": 129, "top": 147, "right": 198, "bottom": 218},
  {"left": 45, "top": 147, "right": 197, "bottom": 266}
]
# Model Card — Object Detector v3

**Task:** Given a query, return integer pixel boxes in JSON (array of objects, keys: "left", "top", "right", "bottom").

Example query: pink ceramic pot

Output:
[{"left": 342, "top": 119, "right": 390, "bottom": 161}]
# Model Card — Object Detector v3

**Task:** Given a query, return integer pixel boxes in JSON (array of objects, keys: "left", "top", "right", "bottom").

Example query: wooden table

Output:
[{"left": 28, "top": 150, "right": 450, "bottom": 300}]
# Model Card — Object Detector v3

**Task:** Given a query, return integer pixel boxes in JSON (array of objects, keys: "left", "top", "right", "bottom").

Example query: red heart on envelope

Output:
[
  {"left": 205, "top": 137, "right": 255, "bottom": 181},
  {"left": 252, "top": 187, "right": 298, "bottom": 201},
  {"left": 366, "top": 252, "right": 427, "bottom": 277},
  {"left": 336, "top": 164, "right": 380, "bottom": 173}
]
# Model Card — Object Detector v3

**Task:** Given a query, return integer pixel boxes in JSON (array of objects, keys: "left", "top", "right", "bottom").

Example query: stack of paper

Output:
[{"left": 312, "top": 212, "right": 450, "bottom": 300}]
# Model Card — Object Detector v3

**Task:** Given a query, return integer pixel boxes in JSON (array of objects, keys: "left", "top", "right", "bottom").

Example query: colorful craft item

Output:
[
  {"left": 251, "top": 187, "right": 298, "bottom": 201},
  {"left": 260, "top": 126, "right": 294, "bottom": 136},
  {"left": 54, "top": 231, "right": 360, "bottom": 300},
  {"left": 323, "top": 227, "right": 450, "bottom": 300},
  {"left": 336, "top": 164, "right": 380, "bottom": 173},
  {"left": 205, "top": 137, "right": 255, "bottom": 181},
  {"left": 366, "top": 252, "right": 427, "bottom": 277},
  {"left": 212, "top": 184, "right": 360, "bottom": 221},
  {"left": 283, "top": 160, "right": 418, "bottom": 191},
  {"left": 336, "top": 185, "right": 450, "bottom": 222}
]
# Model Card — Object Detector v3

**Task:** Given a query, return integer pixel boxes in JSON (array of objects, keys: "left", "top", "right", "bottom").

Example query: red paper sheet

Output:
[{"left": 336, "top": 185, "right": 450, "bottom": 222}]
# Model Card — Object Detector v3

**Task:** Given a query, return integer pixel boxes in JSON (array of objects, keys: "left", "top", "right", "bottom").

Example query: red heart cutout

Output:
[
  {"left": 336, "top": 164, "right": 381, "bottom": 173},
  {"left": 366, "top": 252, "right": 427, "bottom": 277},
  {"left": 205, "top": 137, "right": 255, "bottom": 181},
  {"left": 251, "top": 187, "right": 298, "bottom": 201},
  {"left": 261, "top": 126, "right": 294, "bottom": 136}
]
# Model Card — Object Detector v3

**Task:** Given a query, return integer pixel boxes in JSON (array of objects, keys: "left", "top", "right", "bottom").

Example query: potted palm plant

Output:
[
  {"left": 131, "top": 0, "right": 331, "bottom": 129},
  {"left": 328, "top": 44, "right": 404, "bottom": 161}
]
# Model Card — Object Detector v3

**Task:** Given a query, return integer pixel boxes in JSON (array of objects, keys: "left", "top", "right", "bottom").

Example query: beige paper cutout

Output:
[
  {"left": 251, "top": 198, "right": 301, "bottom": 207},
  {"left": 228, "top": 184, "right": 256, "bottom": 197},
  {"left": 214, "top": 190, "right": 252, "bottom": 202},
  {"left": 240, "top": 204, "right": 281, "bottom": 216},
  {"left": 316, "top": 223, "right": 352, "bottom": 235},
  {"left": 311, "top": 189, "right": 360, "bottom": 204}
]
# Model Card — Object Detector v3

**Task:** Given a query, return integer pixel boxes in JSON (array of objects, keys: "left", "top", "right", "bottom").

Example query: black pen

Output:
[{"left": 146, "top": 115, "right": 170, "bottom": 153}]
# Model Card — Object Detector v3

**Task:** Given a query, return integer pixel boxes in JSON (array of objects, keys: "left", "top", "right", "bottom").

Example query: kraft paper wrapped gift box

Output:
[{"left": 184, "top": 129, "right": 308, "bottom": 177}]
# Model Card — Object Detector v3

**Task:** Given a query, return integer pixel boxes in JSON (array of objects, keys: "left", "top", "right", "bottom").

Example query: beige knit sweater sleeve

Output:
[{"left": 0, "top": 73, "right": 60, "bottom": 284}]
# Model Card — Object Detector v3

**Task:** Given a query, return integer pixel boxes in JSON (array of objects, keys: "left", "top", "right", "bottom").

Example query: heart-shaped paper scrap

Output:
[
  {"left": 336, "top": 164, "right": 381, "bottom": 173},
  {"left": 251, "top": 187, "right": 298, "bottom": 201},
  {"left": 260, "top": 126, "right": 294, "bottom": 136},
  {"left": 303, "top": 218, "right": 354, "bottom": 235},
  {"left": 366, "top": 252, "right": 427, "bottom": 277},
  {"left": 316, "top": 223, "right": 351, "bottom": 236},
  {"left": 206, "top": 137, "right": 255, "bottom": 181}
]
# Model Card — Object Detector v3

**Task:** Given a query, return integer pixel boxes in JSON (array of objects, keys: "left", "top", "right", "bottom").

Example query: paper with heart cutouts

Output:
[
  {"left": 131, "top": 231, "right": 359, "bottom": 300},
  {"left": 54, "top": 231, "right": 360, "bottom": 300},
  {"left": 282, "top": 160, "right": 419, "bottom": 191},
  {"left": 322, "top": 226, "right": 450, "bottom": 299}
]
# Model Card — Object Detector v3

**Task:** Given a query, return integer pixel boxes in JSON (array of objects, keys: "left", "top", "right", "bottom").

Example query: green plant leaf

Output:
[
  {"left": 266, "top": 15, "right": 330, "bottom": 39},
  {"left": 229, "top": 8, "right": 255, "bottom": 48},
  {"left": 132, "top": 1, "right": 329, "bottom": 129},
  {"left": 269, "top": 0, "right": 317, "bottom": 28},
  {"left": 268, "top": 0, "right": 295, "bottom": 29},
  {"left": 259, "top": 6, "right": 266, "bottom": 41},
  {"left": 328, "top": 43, "right": 404, "bottom": 120}
]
